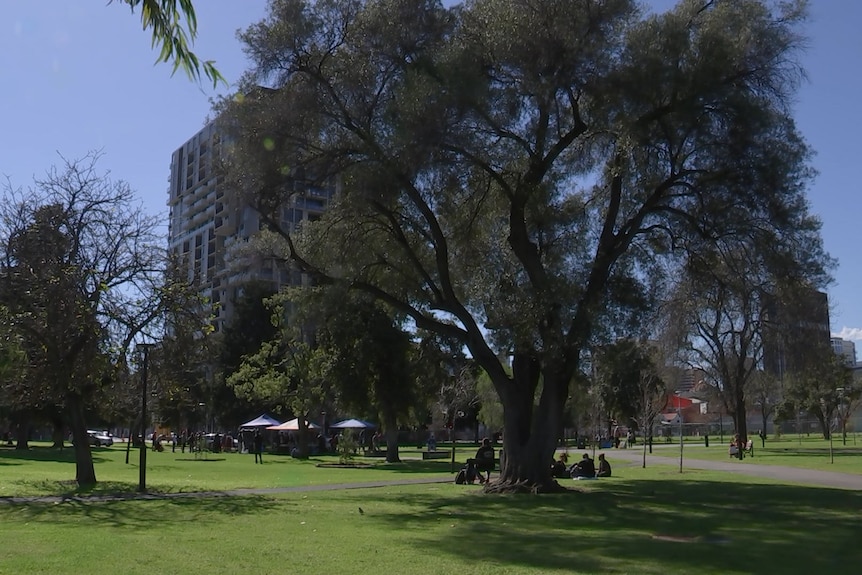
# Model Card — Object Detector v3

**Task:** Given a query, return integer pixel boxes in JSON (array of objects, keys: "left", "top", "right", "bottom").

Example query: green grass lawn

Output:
[
  {"left": 637, "top": 434, "right": 862, "bottom": 475},
  {"left": 1, "top": 460, "right": 860, "bottom": 574},
  {"left": 0, "top": 442, "right": 452, "bottom": 497}
]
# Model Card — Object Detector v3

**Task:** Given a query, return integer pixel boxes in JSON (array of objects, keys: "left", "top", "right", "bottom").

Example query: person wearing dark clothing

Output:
[
  {"left": 551, "top": 453, "right": 569, "bottom": 479},
  {"left": 253, "top": 431, "right": 264, "bottom": 464},
  {"left": 474, "top": 438, "right": 495, "bottom": 483},
  {"left": 596, "top": 453, "right": 612, "bottom": 477},
  {"left": 570, "top": 453, "right": 596, "bottom": 478}
]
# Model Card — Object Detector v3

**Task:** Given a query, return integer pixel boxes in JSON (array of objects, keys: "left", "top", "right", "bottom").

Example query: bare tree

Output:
[
  {"left": 0, "top": 153, "right": 166, "bottom": 486},
  {"left": 636, "top": 365, "right": 670, "bottom": 469},
  {"left": 749, "top": 370, "right": 782, "bottom": 447}
]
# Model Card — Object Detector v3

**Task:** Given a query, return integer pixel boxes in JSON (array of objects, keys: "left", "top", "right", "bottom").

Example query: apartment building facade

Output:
[
  {"left": 831, "top": 337, "right": 858, "bottom": 368},
  {"left": 167, "top": 119, "right": 333, "bottom": 331}
]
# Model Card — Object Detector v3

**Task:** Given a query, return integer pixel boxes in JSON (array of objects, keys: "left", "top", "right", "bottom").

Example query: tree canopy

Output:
[
  {"left": 0, "top": 154, "right": 186, "bottom": 485},
  {"left": 217, "top": 0, "right": 828, "bottom": 492}
]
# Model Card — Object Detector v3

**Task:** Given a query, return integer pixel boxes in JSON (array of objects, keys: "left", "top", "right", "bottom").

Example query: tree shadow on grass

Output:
[
  {"left": 290, "top": 456, "right": 456, "bottom": 476},
  {"left": 0, "top": 445, "right": 112, "bottom": 464},
  {"left": 3, "top": 494, "right": 281, "bottom": 529},
  {"left": 366, "top": 480, "right": 862, "bottom": 575},
  {"left": 760, "top": 447, "right": 862, "bottom": 457}
]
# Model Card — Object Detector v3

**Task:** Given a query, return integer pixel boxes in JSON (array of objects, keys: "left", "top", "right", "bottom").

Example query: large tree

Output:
[
  {"left": 783, "top": 351, "right": 852, "bottom": 440},
  {"left": 282, "top": 286, "right": 420, "bottom": 462},
  {"left": 218, "top": 0, "right": 823, "bottom": 491},
  {"left": 675, "top": 244, "right": 830, "bottom": 458},
  {"left": 0, "top": 154, "right": 166, "bottom": 486}
]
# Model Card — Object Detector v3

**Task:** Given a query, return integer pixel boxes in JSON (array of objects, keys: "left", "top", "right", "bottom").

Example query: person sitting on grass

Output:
[
  {"left": 570, "top": 453, "right": 596, "bottom": 479},
  {"left": 596, "top": 453, "right": 612, "bottom": 477},
  {"left": 551, "top": 453, "right": 569, "bottom": 478}
]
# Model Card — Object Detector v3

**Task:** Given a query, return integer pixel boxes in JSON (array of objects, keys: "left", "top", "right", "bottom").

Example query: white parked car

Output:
[{"left": 86, "top": 430, "right": 114, "bottom": 447}]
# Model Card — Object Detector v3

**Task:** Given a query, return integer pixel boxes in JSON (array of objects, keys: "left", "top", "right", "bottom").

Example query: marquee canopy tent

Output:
[
  {"left": 330, "top": 418, "right": 377, "bottom": 429},
  {"left": 267, "top": 418, "right": 321, "bottom": 431},
  {"left": 240, "top": 414, "right": 282, "bottom": 429}
]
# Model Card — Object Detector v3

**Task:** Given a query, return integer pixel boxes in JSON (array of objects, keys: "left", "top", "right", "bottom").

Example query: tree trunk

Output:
[
  {"left": 815, "top": 411, "right": 830, "bottom": 440},
  {"left": 383, "top": 416, "right": 400, "bottom": 463},
  {"left": 51, "top": 419, "right": 66, "bottom": 449},
  {"left": 489, "top": 355, "right": 566, "bottom": 493},
  {"left": 642, "top": 435, "right": 648, "bottom": 468},
  {"left": 67, "top": 396, "right": 97, "bottom": 486},
  {"left": 733, "top": 391, "right": 747, "bottom": 461},
  {"left": 14, "top": 419, "right": 30, "bottom": 450},
  {"left": 296, "top": 424, "right": 310, "bottom": 458}
]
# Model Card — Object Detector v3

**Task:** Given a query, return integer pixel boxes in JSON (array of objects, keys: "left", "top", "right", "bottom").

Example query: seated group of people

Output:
[
  {"left": 551, "top": 452, "right": 611, "bottom": 479},
  {"left": 728, "top": 434, "right": 753, "bottom": 457}
]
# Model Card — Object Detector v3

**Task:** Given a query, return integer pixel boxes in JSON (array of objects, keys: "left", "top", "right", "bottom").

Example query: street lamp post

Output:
[{"left": 138, "top": 343, "right": 153, "bottom": 492}]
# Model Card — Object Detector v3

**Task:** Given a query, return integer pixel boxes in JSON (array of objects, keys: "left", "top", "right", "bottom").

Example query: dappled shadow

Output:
[
  {"left": 362, "top": 479, "right": 861, "bottom": 574},
  {"left": 5, "top": 493, "right": 280, "bottom": 528},
  {"left": 0, "top": 445, "right": 112, "bottom": 464},
  {"left": 369, "top": 460, "right": 455, "bottom": 475},
  {"left": 760, "top": 447, "right": 862, "bottom": 458},
  {"left": 295, "top": 455, "right": 457, "bottom": 476}
]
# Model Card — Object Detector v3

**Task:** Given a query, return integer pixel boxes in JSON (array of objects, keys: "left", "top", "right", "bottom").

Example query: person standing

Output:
[{"left": 253, "top": 430, "right": 264, "bottom": 464}]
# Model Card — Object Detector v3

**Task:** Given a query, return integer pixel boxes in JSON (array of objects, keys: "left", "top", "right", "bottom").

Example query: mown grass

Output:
[
  {"left": 638, "top": 435, "right": 862, "bottom": 475},
  {"left": 1, "top": 462, "right": 860, "bottom": 575},
  {"left": 0, "top": 442, "right": 452, "bottom": 498}
]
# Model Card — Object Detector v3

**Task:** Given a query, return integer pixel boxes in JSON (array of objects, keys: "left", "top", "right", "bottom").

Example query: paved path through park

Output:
[{"left": 594, "top": 446, "right": 862, "bottom": 491}]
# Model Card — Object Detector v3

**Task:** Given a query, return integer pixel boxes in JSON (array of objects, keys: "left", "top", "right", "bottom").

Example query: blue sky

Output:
[{"left": 2, "top": 1, "right": 859, "bottom": 352}]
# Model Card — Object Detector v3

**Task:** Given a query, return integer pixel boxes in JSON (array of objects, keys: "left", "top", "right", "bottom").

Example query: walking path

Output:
[
  {"left": 3, "top": 450, "right": 861, "bottom": 505},
  {"left": 599, "top": 446, "right": 862, "bottom": 490}
]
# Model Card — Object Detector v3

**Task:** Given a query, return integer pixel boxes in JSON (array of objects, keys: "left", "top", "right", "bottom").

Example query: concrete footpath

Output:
[{"left": 594, "top": 446, "right": 862, "bottom": 490}]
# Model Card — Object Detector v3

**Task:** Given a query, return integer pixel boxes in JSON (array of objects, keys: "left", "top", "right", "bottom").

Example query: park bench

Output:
[{"left": 729, "top": 440, "right": 754, "bottom": 458}]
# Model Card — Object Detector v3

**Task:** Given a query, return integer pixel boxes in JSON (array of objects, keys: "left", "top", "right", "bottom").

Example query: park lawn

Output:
[
  {"left": 0, "top": 464, "right": 859, "bottom": 575},
  {"left": 649, "top": 435, "right": 862, "bottom": 475},
  {"left": 0, "top": 443, "right": 451, "bottom": 498}
]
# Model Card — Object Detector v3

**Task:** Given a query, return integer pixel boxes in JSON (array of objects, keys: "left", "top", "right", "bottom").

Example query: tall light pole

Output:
[{"left": 138, "top": 343, "right": 153, "bottom": 492}]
